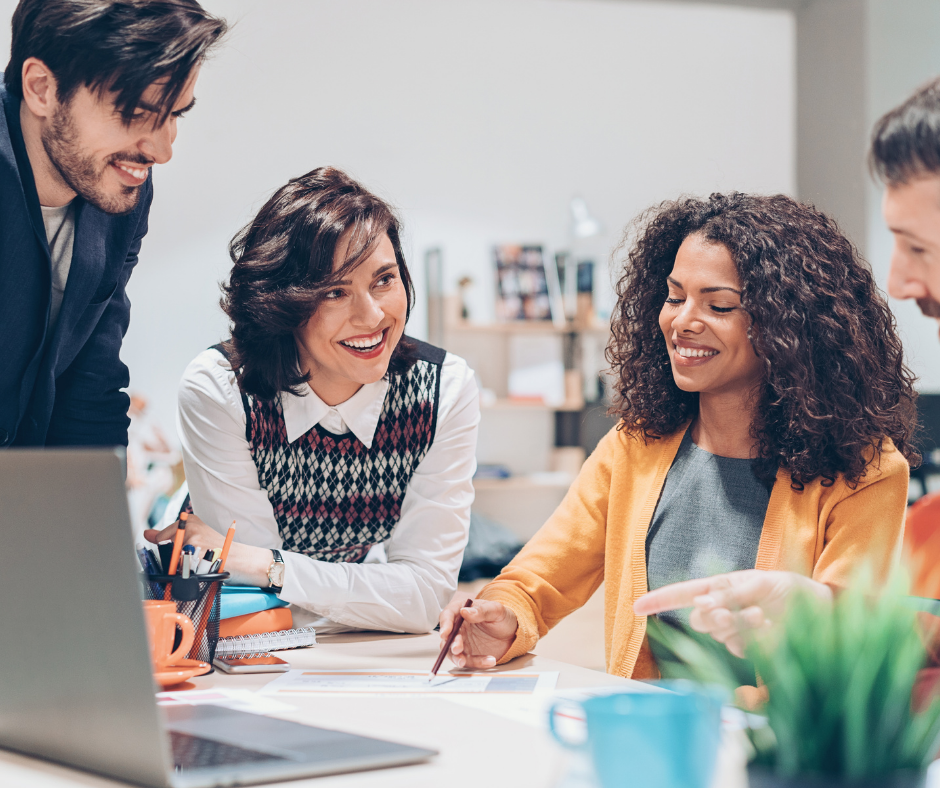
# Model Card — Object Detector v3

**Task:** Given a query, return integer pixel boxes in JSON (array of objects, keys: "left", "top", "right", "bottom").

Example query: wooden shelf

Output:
[
  {"left": 481, "top": 398, "right": 585, "bottom": 412},
  {"left": 445, "top": 320, "right": 609, "bottom": 336}
]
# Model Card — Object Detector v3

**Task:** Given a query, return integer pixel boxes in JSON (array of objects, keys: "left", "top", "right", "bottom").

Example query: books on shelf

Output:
[{"left": 215, "top": 626, "right": 318, "bottom": 658}]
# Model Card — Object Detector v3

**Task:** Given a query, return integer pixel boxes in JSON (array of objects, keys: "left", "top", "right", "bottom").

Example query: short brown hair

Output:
[
  {"left": 220, "top": 166, "right": 417, "bottom": 401},
  {"left": 5, "top": 0, "right": 226, "bottom": 124},
  {"left": 870, "top": 77, "right": 940, "bottom": 185}
]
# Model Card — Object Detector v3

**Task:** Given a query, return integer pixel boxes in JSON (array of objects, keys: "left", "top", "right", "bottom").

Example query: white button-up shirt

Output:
[{"left": 175, "top": 347, "right": 479, "bottom": 634}]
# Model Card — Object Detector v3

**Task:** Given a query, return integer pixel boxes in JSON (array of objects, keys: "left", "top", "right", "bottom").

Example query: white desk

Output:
[{"left": 0, "top": 632, "right": 747, "bottom": 788}]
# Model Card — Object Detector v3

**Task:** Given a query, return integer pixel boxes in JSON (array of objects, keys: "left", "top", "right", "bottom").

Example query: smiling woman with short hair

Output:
[
  {"left": 147, "top": 166, "right": 479, "bottom": 634},
  {"left": 439, "top": 192, "right": 918, "bottom": 679}
]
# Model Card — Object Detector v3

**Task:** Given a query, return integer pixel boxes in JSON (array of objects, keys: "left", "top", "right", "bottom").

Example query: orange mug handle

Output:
[{"left": 163, "top": 611, "right": 195, "bottom": 664}]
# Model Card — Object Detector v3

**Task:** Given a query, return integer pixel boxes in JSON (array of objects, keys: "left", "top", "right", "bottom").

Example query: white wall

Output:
[{"left": 0, "top": 0, "right": 796, "bottom": 436}]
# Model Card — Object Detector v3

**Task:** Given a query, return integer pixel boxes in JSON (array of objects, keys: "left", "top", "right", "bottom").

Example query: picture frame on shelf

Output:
[{"left": 494, "top": 244, "right": 559, "bottom": 323}]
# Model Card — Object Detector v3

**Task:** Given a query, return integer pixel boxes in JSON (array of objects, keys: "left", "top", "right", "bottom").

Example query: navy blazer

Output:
[{"left": 0, "top": 79, "right": 152, "bottom": 447}]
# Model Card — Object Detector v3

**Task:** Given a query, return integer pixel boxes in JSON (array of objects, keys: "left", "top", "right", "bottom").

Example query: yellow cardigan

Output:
[{"left": 478, "top": 424, "right": 909, "bottom": 679}]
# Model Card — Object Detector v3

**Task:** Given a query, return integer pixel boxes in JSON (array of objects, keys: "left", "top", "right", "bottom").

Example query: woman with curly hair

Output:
[
  {"left": 145, "top": 167, "right": 479, "bottom": 634},
  {"left": 440, "top": 192, "right": 917, "bottom": 679}
]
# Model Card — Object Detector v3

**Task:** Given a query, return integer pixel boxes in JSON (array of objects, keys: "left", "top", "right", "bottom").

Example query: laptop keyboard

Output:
[{"left": 171, "top": 731, "right": 289, "bottom": 770}]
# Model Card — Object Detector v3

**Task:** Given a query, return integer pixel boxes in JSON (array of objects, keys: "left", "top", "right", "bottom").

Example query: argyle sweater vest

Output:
[{"left": 220, "top": 339, "right": 445, "bottom": 564}]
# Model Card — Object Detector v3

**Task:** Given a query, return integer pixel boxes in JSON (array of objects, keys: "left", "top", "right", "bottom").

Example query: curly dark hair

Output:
[
  {"left": 608, "top": 192, "right": 919, "bottom": 488},
  {"left": 220, "top": 166, "right": 416, "bottom": 401}
]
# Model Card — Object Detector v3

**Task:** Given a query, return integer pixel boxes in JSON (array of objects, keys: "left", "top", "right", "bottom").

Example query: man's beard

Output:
[{"left": 41, "top": 103, "right": 144, "bottom": 215}]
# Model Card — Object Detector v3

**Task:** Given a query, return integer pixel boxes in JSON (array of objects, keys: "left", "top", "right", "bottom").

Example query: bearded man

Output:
[{"left": 0, "top": 0, "right": 225, "bottom": 448}]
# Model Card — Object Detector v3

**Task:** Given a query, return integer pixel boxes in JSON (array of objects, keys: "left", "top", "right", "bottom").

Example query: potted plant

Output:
[{"left": 647, "top": 579, "right": 940, "bottom": 787}]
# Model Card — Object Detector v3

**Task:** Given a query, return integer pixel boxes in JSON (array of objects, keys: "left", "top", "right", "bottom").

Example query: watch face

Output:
[{"left": 269, "top": 562, "right": 285, "bottom": 587}]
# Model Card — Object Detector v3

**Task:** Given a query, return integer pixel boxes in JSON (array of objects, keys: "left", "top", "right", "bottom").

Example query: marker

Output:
[
  {"left": 181, "top": 553, "right": 192, "bottom": 580},
  {"left": 156, "top": 540, "right": 173, "bottom": 572},
  {"left": 145, "top": 547, "right": 161, "bottom": 574},
  {"left": 196, "top": 549, "right": 213, "bottom": 575}
]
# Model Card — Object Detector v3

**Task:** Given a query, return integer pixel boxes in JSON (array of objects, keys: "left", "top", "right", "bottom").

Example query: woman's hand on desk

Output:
[
  {"left": 633, "top": 570, "right": 833, "bottom": 658},
  {"left": 440, "top": 593, "right": 518, "bottom": 669},
  {"left": 143, "top": 515, "right": 274, "bottom": 587}
]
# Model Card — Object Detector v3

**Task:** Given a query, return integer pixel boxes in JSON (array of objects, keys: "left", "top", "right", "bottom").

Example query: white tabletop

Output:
[{"left": 0, "top": 631, "right": 747, "bottom": 788}]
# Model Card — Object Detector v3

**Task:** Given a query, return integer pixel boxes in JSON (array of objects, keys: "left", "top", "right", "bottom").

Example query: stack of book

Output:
[{"left": 216, "top": 586, "right": 316, "bottom": 657}]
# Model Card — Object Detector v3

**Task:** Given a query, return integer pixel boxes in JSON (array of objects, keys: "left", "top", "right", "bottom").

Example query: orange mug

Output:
[{"left": 143, "top": 600, "right": 194, "bottom": 671}]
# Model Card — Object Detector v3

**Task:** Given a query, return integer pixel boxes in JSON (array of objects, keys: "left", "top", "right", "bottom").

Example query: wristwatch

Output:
[{"left": 267, "top": 549, "right": 285, "bottom": 592}]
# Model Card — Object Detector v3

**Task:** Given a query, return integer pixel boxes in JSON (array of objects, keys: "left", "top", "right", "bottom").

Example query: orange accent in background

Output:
[{"left": 905, "top": 492, "right": 940, "bottom": 600}]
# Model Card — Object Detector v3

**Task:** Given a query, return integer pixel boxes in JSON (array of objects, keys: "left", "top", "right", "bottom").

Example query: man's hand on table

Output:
[
  {"left": 144, "top": 514, "right": 273, "bottom": 587},
  {"left": 633, "top": 570, "right": 833, "bottom": 658},
  {"left": 439, "top": 593, "right": 518, "bottom": 669}
]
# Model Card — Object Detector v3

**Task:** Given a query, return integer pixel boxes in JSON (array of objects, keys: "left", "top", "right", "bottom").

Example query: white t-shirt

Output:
[
  {"left": 40, "top": 202, "right": 76, "bottom": 331},
  {"left": 172, "top": 347, "right": 480, "bottom": 634}
]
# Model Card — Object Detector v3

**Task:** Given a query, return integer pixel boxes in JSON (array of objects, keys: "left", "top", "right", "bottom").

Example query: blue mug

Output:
[{"left": 548, "top": 684, "right": 723, "bottom": 788}]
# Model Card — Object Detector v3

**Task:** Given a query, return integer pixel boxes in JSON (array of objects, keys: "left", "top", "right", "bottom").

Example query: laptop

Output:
[{"left": 0, "top": 448, "right": 436, "bottom": 787}]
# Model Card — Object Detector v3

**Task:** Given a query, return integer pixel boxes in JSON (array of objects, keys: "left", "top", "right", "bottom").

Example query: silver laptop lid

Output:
[{"left": 0, "top": 449, "right": 171, "bottom": 787}]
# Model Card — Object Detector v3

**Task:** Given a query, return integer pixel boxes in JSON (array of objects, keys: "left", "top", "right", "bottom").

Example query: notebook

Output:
[
  {"left": 215, "top": 626, "right": 318, "bottom": 658},
  {"left": 218, "top": 607, "right": 293, "bottom": 639},
  {"left": 219, "top": 586, "right": 290, "bottom": 619}
]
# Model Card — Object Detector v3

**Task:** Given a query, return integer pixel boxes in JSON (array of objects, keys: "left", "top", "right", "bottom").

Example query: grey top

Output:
[
  {"left": 40, "top": 201, "right": 76, "bottom": 332},
  {"left": 646, "top": 428, "right": 771, "bottom": 629}
]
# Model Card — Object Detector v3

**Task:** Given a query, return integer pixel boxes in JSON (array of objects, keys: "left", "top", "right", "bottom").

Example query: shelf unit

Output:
[{"left": 442, "top": 317, "right": 613, "bottom": 541}]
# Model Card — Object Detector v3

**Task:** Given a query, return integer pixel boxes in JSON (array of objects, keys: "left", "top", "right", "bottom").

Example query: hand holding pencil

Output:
[
  {"left": 436, "top": 593, "right": 519, "bottom": 670},
  {"left": 144, "top": 514, "right": 273, "bottom": 588}
]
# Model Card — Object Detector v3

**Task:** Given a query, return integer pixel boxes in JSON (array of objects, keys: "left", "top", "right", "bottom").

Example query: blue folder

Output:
[{"left": 219, "top": 585, "right": 289, "bottom": 620}]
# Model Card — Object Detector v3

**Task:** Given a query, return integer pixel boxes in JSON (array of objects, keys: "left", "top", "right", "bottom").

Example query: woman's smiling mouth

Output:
[
  {"left": 339, "top": 328, "right": 388, "bottom": 358},
  {"left": 673, "top": 342, "right": 719, "bottom": 366}
]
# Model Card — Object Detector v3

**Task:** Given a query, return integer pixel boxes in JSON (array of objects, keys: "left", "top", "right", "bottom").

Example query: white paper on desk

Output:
[
  {"left": 438, "top": 682, "right": 664, "bottom": 729},
  {"left": 156, "top": 688, "right": 298, "bottom": 715},
  {"left": 260, "top": 669, "right": 558, "bottom": 695}
]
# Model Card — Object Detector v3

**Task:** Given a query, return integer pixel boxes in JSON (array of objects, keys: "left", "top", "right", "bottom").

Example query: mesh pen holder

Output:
[{"left": 143, "top": 572, "right": 229, "bottom": 665}]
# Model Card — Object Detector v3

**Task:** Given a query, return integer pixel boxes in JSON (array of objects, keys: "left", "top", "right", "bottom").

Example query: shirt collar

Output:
[{"left": 280, "top": 377, "right": 390, "bottom": 448}]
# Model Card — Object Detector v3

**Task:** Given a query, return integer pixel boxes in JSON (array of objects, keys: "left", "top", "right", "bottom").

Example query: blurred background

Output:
[{"left": 3, "top": 0, "right": 940, "bottom": 662}]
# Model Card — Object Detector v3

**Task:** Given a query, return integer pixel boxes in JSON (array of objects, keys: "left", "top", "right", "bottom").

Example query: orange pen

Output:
[{"left": 163, "top": 512, "right": 189, "bottom": 601}]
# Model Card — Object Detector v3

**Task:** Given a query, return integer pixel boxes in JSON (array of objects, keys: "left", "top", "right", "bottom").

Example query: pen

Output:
[
  {"left": 145, "top": 546, "right": 161, "bottom": 573},
  {"left": 196, "top": 549, "right": 213, "bottom": 575},
  {"left": 181, "top": 553, "right": 192, "bottom": 580},
  {"left": 429, "top": 599, "right": 473, "bottom": 681},
  {"left": 156, "top": 540, "right": 173, "bottom": 572},
  {"left": 163, "top": 512, "right": 189, "bottom": 600}
]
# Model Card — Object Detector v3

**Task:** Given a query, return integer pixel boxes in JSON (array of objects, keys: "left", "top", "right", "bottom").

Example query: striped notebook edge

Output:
[{"left": 214, "top": 626, "right": 317, "bottom": 658}]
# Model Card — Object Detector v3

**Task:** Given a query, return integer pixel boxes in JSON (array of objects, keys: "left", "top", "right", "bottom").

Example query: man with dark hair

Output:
[
  {"left": 873, "top": 77, "right": 940, "bottom": 327},
  {"left": 633, "top": 77, "right": 940, "bottom": 657},
  {"left": 0, "top": 0, "right": 226, "bottom": 447}
]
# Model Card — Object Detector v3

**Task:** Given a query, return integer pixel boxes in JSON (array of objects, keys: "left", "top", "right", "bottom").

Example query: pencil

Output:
[
  {"left": 163, "top": 513, "right": 189, "bottom": 601},
  {"left": 429, "top": 599, "right": 473, "bottom": 681},
  {"left": 193, "top": 521, "right": 236, "bottom": 656}
]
